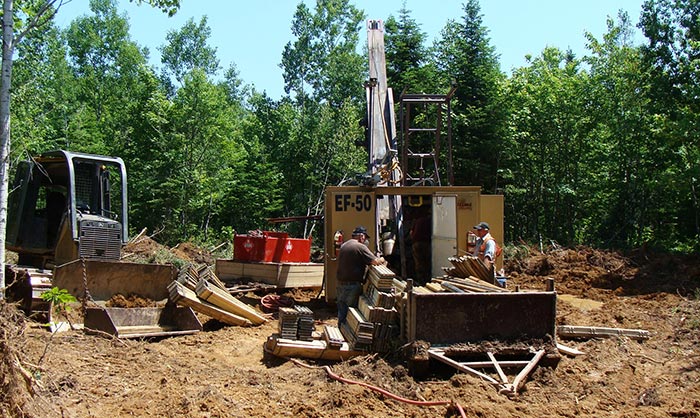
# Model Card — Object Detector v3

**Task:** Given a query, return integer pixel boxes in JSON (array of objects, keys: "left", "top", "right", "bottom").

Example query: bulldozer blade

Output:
[
  {"left": 53, "top": 259, "right": 176, "bottom": 302},
  {"left": 84, "top": 305, "right": 202, "bottom": 339},
  {"left": 53, "top": 259, "right": 202, "bottom": 338}
]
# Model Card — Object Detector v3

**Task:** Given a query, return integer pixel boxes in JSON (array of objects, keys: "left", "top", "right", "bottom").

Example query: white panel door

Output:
[{"left": 431, "top": 194, "right": 457, "bottom": 278}]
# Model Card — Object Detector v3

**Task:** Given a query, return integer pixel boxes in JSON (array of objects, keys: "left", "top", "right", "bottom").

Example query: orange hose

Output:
[{"left": 283, "top": 354, "right": 467, "bottom": 418}]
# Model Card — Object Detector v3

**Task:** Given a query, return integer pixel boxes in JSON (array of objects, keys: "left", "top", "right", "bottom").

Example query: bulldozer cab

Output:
[{"left": 6, "top": 150, "right": 128, "bottom": 268}]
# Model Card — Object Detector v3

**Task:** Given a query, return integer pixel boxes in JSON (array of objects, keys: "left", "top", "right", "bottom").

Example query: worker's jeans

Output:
[{"left": 336, "top": 282, "right": 362, "bottom": 326}]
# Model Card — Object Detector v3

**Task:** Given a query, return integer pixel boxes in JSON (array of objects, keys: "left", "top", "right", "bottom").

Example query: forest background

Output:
[{"left": 5, "top": 0, "right": 699, "bottom": 252}]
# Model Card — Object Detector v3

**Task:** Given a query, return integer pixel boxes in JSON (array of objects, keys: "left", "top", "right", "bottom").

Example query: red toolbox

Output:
[
  {"left": 274, "top": 236, "right": 312, "bottom": 262},
  {"left": 234, "top": 232, "right": 310, "bottom": 263}
]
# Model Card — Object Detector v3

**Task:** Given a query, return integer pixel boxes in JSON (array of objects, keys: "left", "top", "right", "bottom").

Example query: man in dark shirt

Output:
[
  {"left": 336, "top": 226, "right": 384, "bottom": 326},
  {"left": 410, "top": 206, "right": 431, "bottom": 284}
]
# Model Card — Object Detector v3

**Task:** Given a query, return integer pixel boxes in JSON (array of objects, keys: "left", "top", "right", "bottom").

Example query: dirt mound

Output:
[
  {"left": 105, "top": 294, "right": 161, "bottom": 308},
  {"left": 172, "top": 242, "right": 214, "bottom": 265},
  {"left": 121, "top": 236, "right": 170, "bottom": 264},
  {"left": 506, "top": 246, "right": 700, "bottom": 300},
  {"left": 122, "top": 237, "right": 213, "bottom": 267}
]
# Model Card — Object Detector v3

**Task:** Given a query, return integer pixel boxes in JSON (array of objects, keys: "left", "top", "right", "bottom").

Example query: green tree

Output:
[
  {"left": 639, "top": 0, "right": 700, "bottom": 249},
  {"left": 584, "top": 12, "right": 651, "bottom": 247},
  {"left": 11, "top": 15, "right": 74, "bottom": 155},
  {"left": 162, "top": 69, "right": 242, "bottom": 241},
  {"left": 281, "top": 0, "right": 365, "bottom": 108},
  {"left": 504, "top": 48, "right": 590, "bottom": 244},
  {"left": 434, "top": 0, "right": 507, "bottom": 191},
  {"left": 276, "top": 0, "right": 367, "bottom": 238},
  {"left": 159, "top": 16, "right": 220, "bottom": 88},
  {"left": 64, "top": 0, "right": 150, "bottom": 154},
  {"left": 384, "top": 3, "right": 438, "bottom": 95},
  {"left": 0, "top": 0, "right": 180, "bottom": 299}
]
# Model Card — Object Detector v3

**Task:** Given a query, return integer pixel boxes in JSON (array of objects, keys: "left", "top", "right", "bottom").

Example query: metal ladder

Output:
[{"left": 399, "top": 88, "right": 456, "bottom": 186}]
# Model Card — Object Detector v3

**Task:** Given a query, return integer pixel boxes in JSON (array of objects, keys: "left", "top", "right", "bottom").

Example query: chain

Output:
[{"left": 81, "top": 257, "right": 96, "bottom": 313}]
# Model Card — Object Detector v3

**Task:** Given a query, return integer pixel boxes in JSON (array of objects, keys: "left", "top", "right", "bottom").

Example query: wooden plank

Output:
[
  {"left": 215, "top": 259, "right": 245, "bottom": 280},
  {"left": 556, "top": 343, "right": 584, "bottom": 357},
  {"left": 195, "top": 279, "right": 267, "bottom": 325},
  {"left": 428, "top": 349, "right": 500, "bottom": 385},
  {"left": 557, "top": 325, "right": 651, "bottom": 340},
  {"left": 168, "top": 281, "right": 252, "bottom": 327},
  {"left": 460, "top": 360, "right": 531, "bottom": 368},
  {"left": 487, "top": 352, "right": 508, "bottom": 384},
  {"left": 510, "top": 349, "right": 545, "bottom": 395},
  {"left": 215, "top": 259, "right": 323, "bottom": 288},
  {"left": 264, "top": 335, "right": 363, "bottom": 361}
]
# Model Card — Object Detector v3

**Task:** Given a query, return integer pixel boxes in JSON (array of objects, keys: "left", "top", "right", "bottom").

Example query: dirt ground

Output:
[{"left": 2, "top": 240, "right": 700, "bottom": 418}]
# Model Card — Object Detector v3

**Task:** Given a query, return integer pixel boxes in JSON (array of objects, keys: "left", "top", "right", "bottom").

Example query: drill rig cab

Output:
[{"left": 7, "top": 150, "right": 128, "bottom": 269}]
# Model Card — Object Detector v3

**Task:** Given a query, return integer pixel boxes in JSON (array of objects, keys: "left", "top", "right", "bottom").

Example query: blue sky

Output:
[{"left": 56, "top": 0, "right": 646, "bottom": 98}]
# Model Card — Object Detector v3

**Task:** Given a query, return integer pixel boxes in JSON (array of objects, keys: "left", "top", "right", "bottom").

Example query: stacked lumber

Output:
[
  {"left": 278, "top": 306, "right": 315, "bottom": 341},
  {"left": 358, "top": 295, "right": 397, "bottom": 324},
  {"left": 323, "top": 325, "right": 345, "bottom": 349},
  {"left": 196, "top": 279, "right": 268, "bottom": 325},
  {"left": 176, "top": 264, "right": 228, "bottom": 292},
  {"left": 170, "top": 264, "right": 268, "bottom": 326},
  {"left": 198, "top": 265, "right": 228, "bottom": 290},
  {"left": 341, "top": 307, "right": 374, "bottom": 351},
  {"left": 444, "top": 255, "right": 494, "bottom": 282},
  {"left": 431, "top": 276, "right": 507, "bottom": 293},
  {"left": 168, "top": 281, "right": 252, "bottom": 326},
  {"left": 176, "top": 264, "right": 202, "bottom": 290}
]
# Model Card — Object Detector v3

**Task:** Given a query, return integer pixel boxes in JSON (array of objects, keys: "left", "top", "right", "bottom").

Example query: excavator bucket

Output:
[{"left": 53, "top": 259, "right": 202, "bottom": 338}]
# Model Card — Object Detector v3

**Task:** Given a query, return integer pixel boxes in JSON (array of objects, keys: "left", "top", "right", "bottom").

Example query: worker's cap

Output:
[
  {"left": 352, "top": 226, "right": 370, "bottom": 238},
  {"left": 473, "top": 221, "right": 490, "bottom": 230}
]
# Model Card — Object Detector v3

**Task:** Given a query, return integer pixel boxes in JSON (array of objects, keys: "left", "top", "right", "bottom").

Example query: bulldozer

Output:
[{"left": 5, "top": 150, "right": 201, "bottom": 338}]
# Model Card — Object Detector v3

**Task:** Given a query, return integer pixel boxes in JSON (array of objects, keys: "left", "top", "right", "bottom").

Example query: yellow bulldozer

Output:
[{"left": 5, "top": 150, "right": 201, "bottom": 338}]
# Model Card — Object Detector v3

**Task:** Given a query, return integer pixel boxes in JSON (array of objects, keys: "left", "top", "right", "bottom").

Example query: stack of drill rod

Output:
[
  {"left": 341, "top": 307, "right": 374, "bottom": 351},
  {"left": 363, "top": 282, "right": 396, "bottom": 309},
  {"left": 358, "top": 294, "right": 396, "bottom": 324},
  {"left": 366, "top": 264, "right": 395, "bottom": 291},
  {"left": 444, "top": 255, "right": 494, "bottom": 283},
  {"left": 295, "top": 305, "right": 315, "bottom": 341},
  {"left": 278, "top": 305, "right": 315, "bottom": 341},
  {"left": 323, "top": 325, "right": 345, "bottom": 349},
  {"left": 341, "top": 265, "right": 399, "bottom": 352},
  {"left": 278, "top": 307, "right": 300, "bottom": 339}
]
